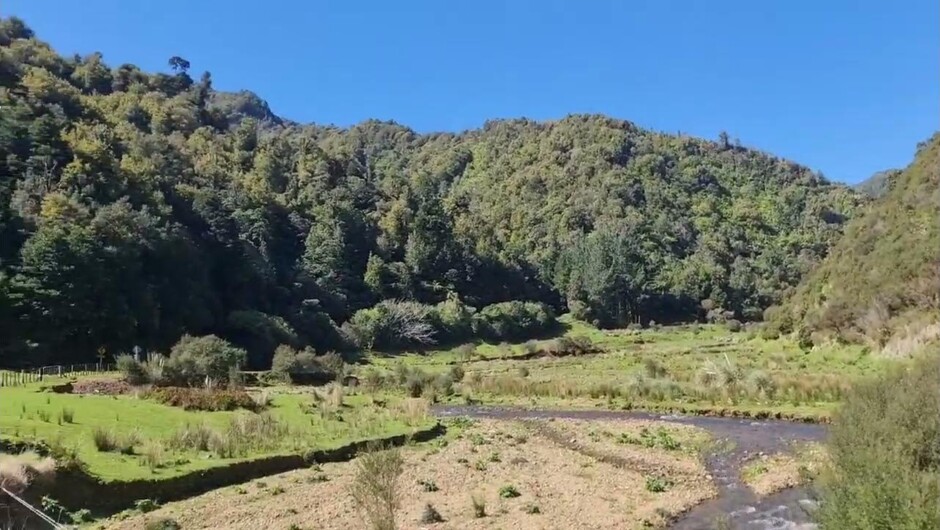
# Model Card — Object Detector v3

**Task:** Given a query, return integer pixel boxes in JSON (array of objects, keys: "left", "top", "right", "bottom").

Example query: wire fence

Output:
[{"left": 0, "top": 363, "right": 117, "bottom": 388}]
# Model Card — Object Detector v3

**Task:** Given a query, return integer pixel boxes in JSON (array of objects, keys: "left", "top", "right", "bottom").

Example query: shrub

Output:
[
  {"left": 71, "top": 509, "right": 93, "bottom": 523},
  {"left": 144, "top": 518, "right": 180, "bottom": 530},
  {"left": 645, "top": 475, "right": 673, "bottom": 493},
  {"left": 418, "top": 479, "right": 439, "bottom": 492},
  {"left": 350, "top": 446, "right": 404, "bottom": 530},
  {"left": 455, "top": 343, "right": 477, "bottom": 361},
  {"left": 726, "top": 319, "right": 743, "bottom": 332},
  {"left": 116, "top": 354, "right": 150, "bottom": 385},
  {"left": 523, "top": 503, "right": 541, "bottom": 514},
  {"left": 642, "top": 358, "right": 668, "bottom": 378},
  {"left": 430, "top": 293, "right": 475, "bottom": 343},
  {"left": 472, "top": 301, "right": 556, "bottom": 342},
  {"left": 448, "top": 364, "right": 465, "bottom": 382},
  {"left": 36, "top": 409, "right": 50, "bottom": 423},
  {"left": 471, "top": 495, "right": 486, "bottom": 518},
  {"left": 419, "top": 503, "right": 445, "bottom": 524},
  {"left": 347, "top": 300, "right": 437, "bottom": 350},
  {"left": 134, "top": 498, "right": 160, "bottom": 513},
  {"left": 815, "top": 354, "right": 940, "bottom": 529},
  {"left": 271, "top": 345, "right": 343, "bottom": 382},
  {"left": 498, "top": 484, "right": 521, "bottom": 498},
  {"left": 161, "top": 334, "right": 247, "bottom": 387},
  {"left": 146, "top": 387, "right": 259, "bottom": 412}
]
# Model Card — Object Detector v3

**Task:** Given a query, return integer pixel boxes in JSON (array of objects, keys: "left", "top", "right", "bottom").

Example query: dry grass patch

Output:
[
  {"left": 742, "top": 443, "right": 826, "bottom": 496},
  {"left": 107, "top": 418, "right": 715, "bottom": 530}
]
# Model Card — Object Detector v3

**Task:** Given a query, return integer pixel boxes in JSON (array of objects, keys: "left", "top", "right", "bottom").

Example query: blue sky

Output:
[{"left": 5, "top": 0, "right": 937, "bottom": 183}]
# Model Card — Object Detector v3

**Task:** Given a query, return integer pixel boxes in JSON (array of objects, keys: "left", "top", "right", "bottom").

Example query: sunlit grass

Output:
[{"left": 0, "top": 381, "right": 431, "bottom": 482}]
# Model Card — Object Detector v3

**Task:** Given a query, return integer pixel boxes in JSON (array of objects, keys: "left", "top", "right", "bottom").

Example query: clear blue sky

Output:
[{"left": 5, "top": 0, "right": 937, "bottom": 183}]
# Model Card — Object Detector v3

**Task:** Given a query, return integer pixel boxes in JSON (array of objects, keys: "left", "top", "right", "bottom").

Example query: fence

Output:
[{"left": 0, "top": 363, "right": 117, "bottom": 388}]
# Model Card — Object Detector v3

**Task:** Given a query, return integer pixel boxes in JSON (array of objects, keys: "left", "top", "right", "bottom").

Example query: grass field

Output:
[
  {"left": 0, "top": 380, "right": 432, "bottom": 482},
  {"left": 366, "top": 317, "right": 894, "bottom": 420}
]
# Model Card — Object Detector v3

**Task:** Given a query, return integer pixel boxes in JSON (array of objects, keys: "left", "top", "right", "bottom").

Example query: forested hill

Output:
[
  {"left": 0, "top": 18, "right": 864, "bottom": 367},
  {"left": 771, "top": 134, "right": 940, "bottom": 354}
]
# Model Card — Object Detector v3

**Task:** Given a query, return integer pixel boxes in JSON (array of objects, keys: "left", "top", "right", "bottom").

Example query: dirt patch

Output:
[
  {"left": 106, "top": 419, "right": 716, "bottom": 530},
  {"left": 71, "top": 379, "right": 133, "bottom": 395}
]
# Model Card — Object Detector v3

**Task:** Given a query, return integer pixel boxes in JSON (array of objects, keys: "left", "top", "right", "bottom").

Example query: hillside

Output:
[
  {"left": 772, "top": 134, "right": 940, "bottom": 353},
  {"left": 853, "top": 169, "right": 900, "bottom": 198},
  {"left": 0, "top": 17, "right": 863, "bottom": 366}
]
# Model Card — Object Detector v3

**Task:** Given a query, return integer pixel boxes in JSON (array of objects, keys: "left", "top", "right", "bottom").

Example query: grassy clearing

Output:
[
  {"left": 108, "top": 418, "right": 715, "bottom": 530},
  {"left": 366, "top": 317, "right": 894, "bottom": 419},
  {"left": 0, "top": 379, "right": 432, "bottom": 482}
]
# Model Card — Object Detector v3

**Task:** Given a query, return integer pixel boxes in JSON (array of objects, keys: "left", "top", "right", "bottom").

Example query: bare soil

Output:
[{"left": 107, "top": 418, "right": 715, "bottom": 530}]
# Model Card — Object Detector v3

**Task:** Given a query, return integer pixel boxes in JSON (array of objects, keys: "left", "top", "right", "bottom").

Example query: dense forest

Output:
[
  {"left": 772, "top": 134, "right": 940, "bottom": 354},
  {"left": 0, "top": 17, "right": 865, "bottom": 367}
]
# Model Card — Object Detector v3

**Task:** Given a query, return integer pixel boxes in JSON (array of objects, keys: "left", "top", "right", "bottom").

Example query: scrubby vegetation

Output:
[
  {"left": 115, "top": 334, "right": 247, "bottom": 388},
  {"left": 145, "top": 387, "right": 260, "bottom": 412},
  {"left": 350, "top": 446, "right": 404, "bottom": 530},
  {"left": 816, "top": 354, "right": 940, "bottom": 529}
]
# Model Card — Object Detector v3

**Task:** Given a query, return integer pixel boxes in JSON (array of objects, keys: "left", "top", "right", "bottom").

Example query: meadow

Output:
[
  {"left": 0, "top": 378, "right": 432, "bottom": 482},
  {"left": 366, "top": 317, "right": 891, "bottom": 421}
]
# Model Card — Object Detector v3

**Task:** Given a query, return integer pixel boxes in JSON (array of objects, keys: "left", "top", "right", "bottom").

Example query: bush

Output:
[
  {"left": 419, "top": 503, "right": 445, "bottom": 524},
  {"left": 498, "top": 484, "right": 521, "bottom": 498},
  {"left": 645, "top": 475, "right": 673, "bottom": 493},
  {"left": 116, "top": 354, "right": 150, "bottom": 385},
  {"left": 347, "top": 300, "right": 437, "bottom": 350},
  {"left": 815, "top": 354, "right": 940, "bottom": 529},
  {"left": 472, "top": 301, "right": 556, "bottom": 342},
  {"left": 726, "top": 319, "right": 743, "bottom": 332},
  {"left": 134, "top": 498, "right": 160, "bottom": 513},
  {"left": 430, "top": 293, "right": 475, "bottom": 343},
  {"left": 350, "top": 446, "right": 404, "bottom": 530},
  {"left": 144, "top": 518, "right": 180, "bottom": 530},
  {"left": 471, "top": 495, "right": 486, "bottom": 518},
  {"left": 271, "top": 345, "right": 343, "bottom": 383},
  {"left": 146, "top": 387, "right": 260, "bottom": 412},
  {"left": 161, "top": 334, "right": 247, "bottom": 387},
  {"left": 455, "top": 343, "right": 477, "bottom": 361},
  {"left": 418, "top": 479, "right": 439, "bottom": 492}
]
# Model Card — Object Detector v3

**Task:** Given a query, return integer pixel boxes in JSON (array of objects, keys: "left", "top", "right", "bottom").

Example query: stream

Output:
[{"left": 432, "top": 405, "right": 826, "bottom": 530}]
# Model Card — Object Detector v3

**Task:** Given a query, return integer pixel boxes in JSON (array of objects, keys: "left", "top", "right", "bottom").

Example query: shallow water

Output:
[{"left": 432, "top": 405, "right": 827, "bottom": 530}]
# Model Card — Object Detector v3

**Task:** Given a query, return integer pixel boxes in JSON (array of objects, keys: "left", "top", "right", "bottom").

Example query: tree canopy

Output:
[{"left": 0, "top": 17, "right": 864, "bottom": 367}]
